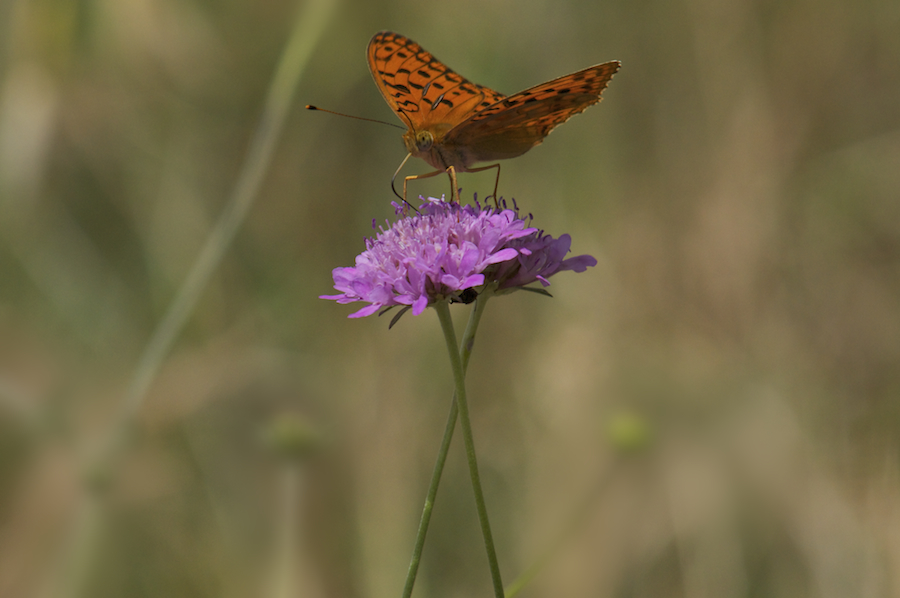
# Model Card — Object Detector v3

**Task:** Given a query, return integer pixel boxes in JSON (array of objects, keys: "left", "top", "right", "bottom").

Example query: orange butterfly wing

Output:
[
  {"left": 367, "top": 31, "right": 505, "bottom": 132},
  {"left": 445, "top": 62, "right": 621, "bottom": 163}
]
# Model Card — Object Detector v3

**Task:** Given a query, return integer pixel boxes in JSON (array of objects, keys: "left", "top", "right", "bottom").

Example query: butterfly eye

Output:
[{"left": 415, "top": 131, "right": 434, "bottom": 151}]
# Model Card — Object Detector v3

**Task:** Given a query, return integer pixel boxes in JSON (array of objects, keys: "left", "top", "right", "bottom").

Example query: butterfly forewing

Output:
[{"left": 368, "top": 31, "right": 506, "bottom": 130}]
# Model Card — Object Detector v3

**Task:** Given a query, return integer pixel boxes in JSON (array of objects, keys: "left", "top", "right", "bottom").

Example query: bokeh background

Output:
[{"left": 2, "top": 0, "right": 899, "bottom": 596}]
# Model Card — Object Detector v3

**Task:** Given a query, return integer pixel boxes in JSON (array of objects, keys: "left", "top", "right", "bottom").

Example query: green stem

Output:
[
  {"left": 435, "top": 299, "right": 504, "bottom": 598},
  {"left": 400, "top": 384, "right": 458, "bottom": 598},
  {"left": 401, "top": 293, "right": 491, "bottom": 598}
]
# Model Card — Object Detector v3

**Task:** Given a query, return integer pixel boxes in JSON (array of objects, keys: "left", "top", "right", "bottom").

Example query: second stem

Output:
[{"left": 435, "top": 300, "right": 504, "bottom": 598}]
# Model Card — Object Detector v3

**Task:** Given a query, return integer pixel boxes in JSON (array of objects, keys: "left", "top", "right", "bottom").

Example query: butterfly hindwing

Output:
[{"left": 443, "top": 62, "right": 621, "bottom": 161}]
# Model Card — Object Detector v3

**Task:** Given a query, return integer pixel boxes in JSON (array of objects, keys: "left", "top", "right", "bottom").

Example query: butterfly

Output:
[{"left": 367, "top": 31, "right": 620, "bottom": 204}]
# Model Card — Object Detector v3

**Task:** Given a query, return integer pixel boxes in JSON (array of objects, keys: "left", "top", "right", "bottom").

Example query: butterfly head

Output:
[
  {"left": 403, "top": 130, "right": 434, "bottom": 154},
  {"left": 402, "top": 122, "right": 463, "bottom": 171}
]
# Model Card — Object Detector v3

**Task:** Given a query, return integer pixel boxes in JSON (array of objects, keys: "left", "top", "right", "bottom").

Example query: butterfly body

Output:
[
  {"left": 401, "top": 110, "right": 548, "bottom": 173},
  {"left": 367, "top": 31, "right": 620, "bottom": 200}
]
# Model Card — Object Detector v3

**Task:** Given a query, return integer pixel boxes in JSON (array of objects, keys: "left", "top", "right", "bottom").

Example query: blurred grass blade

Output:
[
  {"left": 47, "top": 2, "right": 339, "bottom": 597},
  {"left": 115, "top": 0, "right": 337, "bottom": 435}
]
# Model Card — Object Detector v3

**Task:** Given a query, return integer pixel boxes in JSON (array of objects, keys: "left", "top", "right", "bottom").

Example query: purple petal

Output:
[{"left": 348, "top": 304, "right": 382, "bottom": 318}]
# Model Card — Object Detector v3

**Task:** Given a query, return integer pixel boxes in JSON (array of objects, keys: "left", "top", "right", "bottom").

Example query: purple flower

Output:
[
  {"left": 490, "top": 231, "right": 598, "bottom": 291},
  {"left": 321, "top": 198, "right": 596, "bottom": 318}
]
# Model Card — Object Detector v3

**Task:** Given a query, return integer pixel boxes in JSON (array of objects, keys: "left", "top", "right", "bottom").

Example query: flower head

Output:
[{"left": 321, "top": 198, "right": 596, "bottom": 318}]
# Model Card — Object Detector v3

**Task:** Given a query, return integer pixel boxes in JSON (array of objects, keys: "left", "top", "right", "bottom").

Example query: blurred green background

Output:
[{"left": 1, "top": 0, "right": 899, "bottom": 596}]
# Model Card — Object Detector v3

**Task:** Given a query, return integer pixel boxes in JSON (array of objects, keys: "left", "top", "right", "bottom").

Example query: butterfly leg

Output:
[
  {"left": 391, "top": 153, "right": 418, "bottom": 211},
  {"left": 445, "top": 166, "right": 459, "bottom": 203},
  {"left": 463, "top": 163, "right": 501, "bottom": 206},
  {"left": 402, "top": 169, "right": 445, "bottom": 205}
]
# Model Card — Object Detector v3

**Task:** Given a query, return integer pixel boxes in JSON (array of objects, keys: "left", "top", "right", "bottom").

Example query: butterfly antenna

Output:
[{"left": 305, "top": 105, "right": 406, "bottom": 130}]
